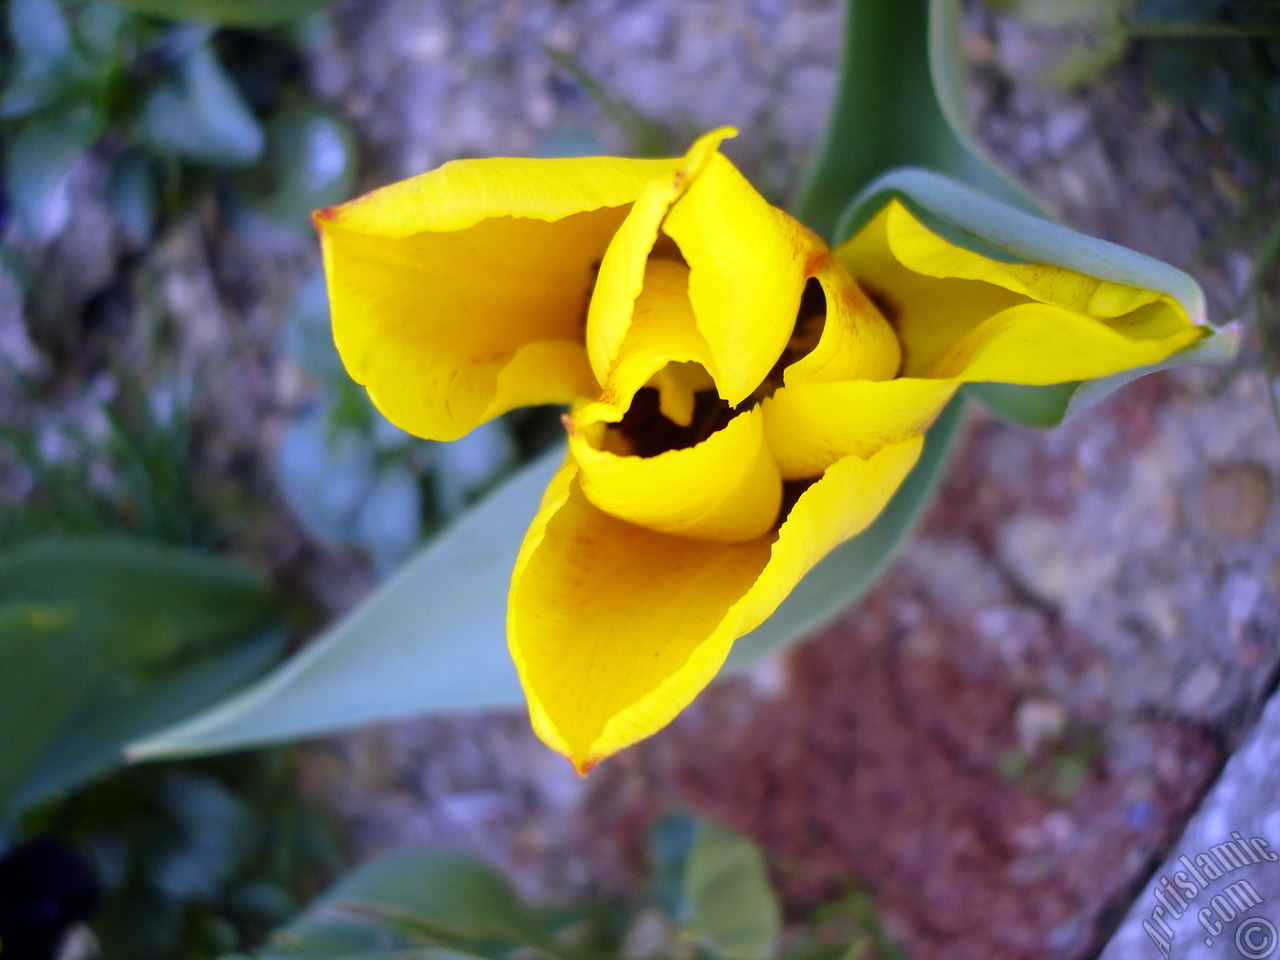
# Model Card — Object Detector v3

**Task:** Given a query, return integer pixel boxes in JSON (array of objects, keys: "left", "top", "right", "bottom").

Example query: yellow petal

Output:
[
  {"left": 317, "top": 154, "right": 683, "bottom": 441},
  {"left": 926, "top": 301, "right": 1201, "bottom": 383},
  {"left": 782, "top": 251, "right": 900, "bottom": 386},
  {"left": 586, "top": 129, "right": 733, "bottom": 385},
  {"left": 764, "top": 378, "right": 956, "bottom": 479},
  {"left": 508, "top": 457, "right": 772, "bottom": 772},
  {"left": 834, "top": 200, "right": 1201, "bottom": 378},
  {"left": 663, "top": 152, "right": 821, "bottom": 405},
  {"left": 737, "top": 434, "right": 923, "bottom": 623},
  {"left": 321, "top": 154, "right": 682, "bottom": 236},
  {"left": 579, "top": 258, "right": 718, "bottom": 426},
  {"left": 508, "top": 437, "right": 922, "bottom": 772},
  {"left": 886, "top": 201, "right": 1164, "bottom": 317},
  {"left": 569, "top": 406, "right": 782, "bottom": 542}
]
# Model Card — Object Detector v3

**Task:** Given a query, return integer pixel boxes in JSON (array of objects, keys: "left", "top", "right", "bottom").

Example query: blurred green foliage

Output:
[
  {"left": 1, "top": 0, "right": 358, "bottom": 241},
  {"left": 0, "top": 371, "right": 215, "bottom": 546},
  {"left": 109, "top": 0, "right": 335, "bottom": 28},
  {"left": 23, "top": 753, "right": 342, "bottom": 958},
  {"left": 1136, "top": 0, "right": 1280, "bottom": 176},
  {"left": 248, "top": 810, "right": 908, "bottom": 960},
  {"left": 0, "top": 537, "right": 286, "bottom": 817},
  {"left": 0, "top": 3, "right": 357, "bottom": 946}
]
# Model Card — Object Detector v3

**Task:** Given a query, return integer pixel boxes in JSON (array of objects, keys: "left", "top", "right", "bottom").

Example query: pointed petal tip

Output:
[
  {"left": 573, "top": 755, "right": 600, "bottom": 777},
  {"left": 312, "top": 207, "right": 337, "bottom": 230}
]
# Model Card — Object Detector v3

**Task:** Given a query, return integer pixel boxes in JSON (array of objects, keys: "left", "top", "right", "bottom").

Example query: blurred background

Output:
[{"left": 0, "top": 0, "right": 1278, "bottom": 958}]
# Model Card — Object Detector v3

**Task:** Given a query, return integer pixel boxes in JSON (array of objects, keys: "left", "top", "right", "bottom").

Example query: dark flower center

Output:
[{"left": 607, "top": 276, "right": 828, "bottom": 458}]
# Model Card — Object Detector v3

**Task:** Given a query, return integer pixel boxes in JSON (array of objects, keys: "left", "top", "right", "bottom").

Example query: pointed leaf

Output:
[
  {"left": 129, "top": 451, "right": 562, "bottom": 760},
  {"left": 0, "top": 538, "right": 282, "bottom": 815}
]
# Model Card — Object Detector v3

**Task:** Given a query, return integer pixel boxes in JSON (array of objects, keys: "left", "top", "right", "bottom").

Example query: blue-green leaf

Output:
[
  {"left": 129, "top": 452, "right": 561, "bottom": 760},
  {"left": 6, "top": 104, "right": 104, "bottom": 234},
  {"left": 7, "top": 0, "right": 73, "bottom": 65}
]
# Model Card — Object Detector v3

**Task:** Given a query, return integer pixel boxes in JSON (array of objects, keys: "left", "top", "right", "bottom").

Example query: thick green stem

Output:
[{"left": 792, "top": 0, "right": 1034, "bottom": 241}]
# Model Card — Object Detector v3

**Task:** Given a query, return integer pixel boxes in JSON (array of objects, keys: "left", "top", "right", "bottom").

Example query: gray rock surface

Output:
[{"left": 1100, "top": 688, "right": 1280, "bottom": 960}]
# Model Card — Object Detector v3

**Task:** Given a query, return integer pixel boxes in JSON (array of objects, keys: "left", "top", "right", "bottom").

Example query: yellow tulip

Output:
[{"left": 315, "top": 129, "right": 1205, "bottom": 773}]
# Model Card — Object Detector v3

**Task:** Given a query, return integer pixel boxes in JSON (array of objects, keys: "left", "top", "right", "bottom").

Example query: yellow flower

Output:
[{"left": 315, "top": 129, "right": 1205, "bottom": 773}]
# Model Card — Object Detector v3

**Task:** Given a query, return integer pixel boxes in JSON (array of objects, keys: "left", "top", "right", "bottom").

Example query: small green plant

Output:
[{"left": 246, "top": 811, "right": 909, "bottom": 960}]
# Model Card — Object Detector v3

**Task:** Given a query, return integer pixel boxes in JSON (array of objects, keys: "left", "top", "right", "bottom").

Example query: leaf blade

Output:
[
  {"left": 0, "top": 537, "right": 282, "bottom": 815},
  {"left": 128, "top": 451, "right": 562, "bottom": 759},
  {"left": 680, "top": 819, "right": 782, "bottom": 960}
]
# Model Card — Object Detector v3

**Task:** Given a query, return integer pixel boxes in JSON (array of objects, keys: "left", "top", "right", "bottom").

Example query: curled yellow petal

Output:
[
  {"left": 782, "top": 251, "right": 901, "bottom": 386},
  {"left": 834, "top": 200, "right": 1203, "bottom": 380},
  {"left": 663, "top": 151, "right": 821, "bottom": 405},
  {"left": 569, "top": 406, "right": 782, "bottom": 542},
  {"left": 508, "top": 437, "right": 922, "bottom": 772},
  {"left": 925, "top": 301, "right": 1200, "bottom": 383},
  {"left": 764, "top": 378, "right": 956, "bottom": 479},
  {"left": 579, "top": 258, "right": 718, "bottom": 426},
  {"left": 586, "top": 129, "right": 733, "bottom": 386},
  {"left": 317, "top": 154, "right": 683, "bottom": 441}
]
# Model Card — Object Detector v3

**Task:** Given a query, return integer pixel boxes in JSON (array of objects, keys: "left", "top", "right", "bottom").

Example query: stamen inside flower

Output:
[{"left": 600, "top": 272, "right": 831, "bottom": 459}]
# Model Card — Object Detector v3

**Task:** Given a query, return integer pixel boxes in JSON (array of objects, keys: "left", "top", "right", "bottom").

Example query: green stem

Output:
[{"left": 792, "top": 0, "right": 1035, "bottom": 240}]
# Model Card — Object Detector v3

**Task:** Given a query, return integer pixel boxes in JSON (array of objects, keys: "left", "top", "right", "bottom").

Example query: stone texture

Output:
[{"left": 1100, "top": 689, "right": 1280, "bottom": 960}]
